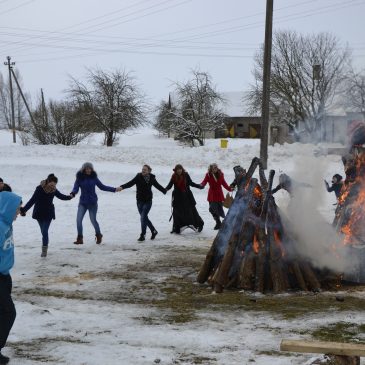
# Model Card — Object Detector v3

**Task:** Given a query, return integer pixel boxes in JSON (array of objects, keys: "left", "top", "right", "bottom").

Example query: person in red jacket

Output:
[{"left": 200, "top": 163, "right": 232, "bottom": 229}]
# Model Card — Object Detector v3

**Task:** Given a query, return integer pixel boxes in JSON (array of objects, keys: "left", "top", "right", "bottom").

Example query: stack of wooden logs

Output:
[{"left": 197, "top": 157, "right": 321, "bottom": 293}]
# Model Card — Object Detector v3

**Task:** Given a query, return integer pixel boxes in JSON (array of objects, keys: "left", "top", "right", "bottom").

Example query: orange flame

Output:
[
  {"left": 273, "top": 230, "right": 285, "bottom": 257},
  {"left": 253, "top": 234, "right": 259, "bottom": 254},
  {"left": 339, "top": 151, "right": 365, "bottom": 245}
]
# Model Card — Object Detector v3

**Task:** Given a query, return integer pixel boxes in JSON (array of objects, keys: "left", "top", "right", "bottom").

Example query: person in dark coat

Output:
[
  {"left": 200, "top": 163, "right": 232, "bottom": 229},
  {"left": 20, "top": 174, "right": 73, "bottom": 257},
  {"left": 325, "top": 174, "right": 343, "bottom": 199},
  {"left": 272, "top": 173, "right": 311, "bottom": 196},
  {"left": 71, "top": 162, "right": 122, "bottom": 245},
  {"left": 165, "top": 164, "right": 204, "bottom": 234},
  {"left": 120, "top": 164, "right": 166, "bottom": 241},
  {"left": 0, "top": 191, "right": 22, "bottom": 365}
]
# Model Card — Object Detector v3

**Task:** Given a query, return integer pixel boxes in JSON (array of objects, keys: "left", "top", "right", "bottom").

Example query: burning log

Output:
[
  {"left": 333, "top": 147, "right": 365, "bottom": 284},
  {"left": 197, "top": 157, "right": 322, "bottom": 293}
]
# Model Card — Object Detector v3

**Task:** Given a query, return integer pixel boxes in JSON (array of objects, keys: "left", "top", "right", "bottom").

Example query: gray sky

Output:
[{"left": 1, "top": 0, "right": 364, "bottom": 111}]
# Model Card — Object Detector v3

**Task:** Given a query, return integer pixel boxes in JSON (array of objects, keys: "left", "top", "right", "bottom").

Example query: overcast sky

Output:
[{"left": 0, "top": 0, "right": 364, "bottom": 112}]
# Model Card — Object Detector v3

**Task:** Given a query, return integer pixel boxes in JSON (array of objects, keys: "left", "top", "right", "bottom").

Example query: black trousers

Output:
[
  {"left": 0, "top": 274, "right": 16, "bottom": 350},
  {"left": 209, "top": 202, "right": 225, "bottom": 220}
]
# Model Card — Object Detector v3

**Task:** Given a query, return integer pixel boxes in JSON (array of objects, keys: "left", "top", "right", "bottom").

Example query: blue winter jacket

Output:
[
  {"left": 71, "top": 171, "right": 116, "bottom": 205},
  {"left": 0, "top": 191, "right": 22, "bottom": 275}
]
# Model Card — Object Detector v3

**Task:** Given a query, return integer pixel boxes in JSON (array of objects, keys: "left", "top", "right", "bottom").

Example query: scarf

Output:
[
  {"left": 40, "top": 180, "right": 56, "bottom": 194},
  {"left": 143, "top": 174, "right": 150, "bottom": 184},
  {"left": 173, "top": 173, "right": 187, "bottom": 192}
]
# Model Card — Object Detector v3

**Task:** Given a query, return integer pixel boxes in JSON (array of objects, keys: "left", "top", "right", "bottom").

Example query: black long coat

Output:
[{"left": 165, "top": 173, "right": 204, "bottom": 231}]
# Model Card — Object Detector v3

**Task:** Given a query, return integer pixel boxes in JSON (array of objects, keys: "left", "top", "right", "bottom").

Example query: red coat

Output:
[{"left": 201, "top": 171, "right": 232, "bottom": 202}]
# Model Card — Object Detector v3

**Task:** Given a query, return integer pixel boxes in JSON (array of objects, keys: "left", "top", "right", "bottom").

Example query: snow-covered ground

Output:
[{"left": 1, "top": 128, "right": 364, "bottom": 365}]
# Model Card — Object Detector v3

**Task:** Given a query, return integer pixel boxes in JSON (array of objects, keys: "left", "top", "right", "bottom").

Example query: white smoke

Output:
[{"left": 279, "top": 155, "right": 357, "bottom": 273}]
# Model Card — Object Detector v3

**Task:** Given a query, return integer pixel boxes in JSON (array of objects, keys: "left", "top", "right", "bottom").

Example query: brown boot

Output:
[
  {"left": 95, "top": 233, "right": 103, "bottom": 244},
  {"left": 74, "top": 235, "right": 83, "bottom": 245}
]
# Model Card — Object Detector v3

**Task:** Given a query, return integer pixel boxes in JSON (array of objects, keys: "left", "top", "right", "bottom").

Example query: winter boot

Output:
[
  {"left": 151, "top": 230, "right": 158, "bottom": 240},
  {"left": 213, "top": 218, "right": 221, "bottom": 230},
  {"left": 41, "top": 246, "right": 48, "bottom": 257},
  {"left": 138, "top": 234, "right": 145, "bottom": 242},
  {"left": 0, "top": 352, "right": 10, "bottom": 364},
  {"left": 95, "top": 233, "right": 103, "bottom": 244},
  {"left": 197, "top": 223, "right": 204, "bottom": 233},
  {"left": 74, "top": 235, "right": 83, "bottom": 245}
]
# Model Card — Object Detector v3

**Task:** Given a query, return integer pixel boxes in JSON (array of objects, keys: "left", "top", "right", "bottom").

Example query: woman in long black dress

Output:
[{"left": 165, "top": 164, "right": 204, "bottom": 234}]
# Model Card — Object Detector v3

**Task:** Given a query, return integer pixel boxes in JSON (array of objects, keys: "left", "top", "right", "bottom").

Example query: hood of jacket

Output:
[
  {"left": 76, "top": 170, "right": 97, "bottom": 180},
  {"left": 0, "top": 191, "right": 22, "bottom": 227}
]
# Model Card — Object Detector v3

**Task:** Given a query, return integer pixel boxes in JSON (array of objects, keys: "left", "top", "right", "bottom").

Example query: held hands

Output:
[
  {"left": 199, "top": 184, "right": 204, "bottom": 190},
  {"left": 19, "top": 207, "right": 26, "bottom": 217},
  {"left": 115, "top": 187, "right": 123, "bottom": 192},
  {"left": 70, "top": 192, "right": 75, "bottom": 198}
]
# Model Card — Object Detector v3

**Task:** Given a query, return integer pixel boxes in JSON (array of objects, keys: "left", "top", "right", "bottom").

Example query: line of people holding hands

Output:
[{"left": 1, "top": 162, "right": 233, "bottom": 258}]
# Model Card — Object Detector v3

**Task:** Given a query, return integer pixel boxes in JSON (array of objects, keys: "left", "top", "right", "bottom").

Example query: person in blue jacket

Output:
[
  {"left": 20, "top": 174, "right": 73, "bottom": 257},
  {"left": 71, "top": 162, "right": 122, "bottom": 245},
  {"left": 0, "top": 191, "right": 22, "bottom": 365}
]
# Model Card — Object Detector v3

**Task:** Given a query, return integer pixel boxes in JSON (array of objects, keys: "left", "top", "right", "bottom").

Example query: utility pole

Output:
[
  {"left": 260, "top": 0, "right": 274, "bottom": 169},
  {"left": 4, "top": 56, "right": 16, "bottom": 143}
]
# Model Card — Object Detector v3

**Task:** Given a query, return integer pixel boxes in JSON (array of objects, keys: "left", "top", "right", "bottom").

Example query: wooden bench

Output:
[{"left": 280, "top": 339, "right": 365, "bottom": 365}]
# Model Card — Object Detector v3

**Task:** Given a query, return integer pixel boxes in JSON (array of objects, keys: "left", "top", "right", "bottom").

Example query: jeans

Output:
[
  {"left": 77, "top": 203, "right": 101, "bottom": 236},
  {"left": 37, "top": 219, "right": 52, "bottom": 246},
  {"left": 137, "top": 201, "right": 155, "bottom": 235},
  {"left": 0, "top": 274, "right": 16, "bottom": 350}
]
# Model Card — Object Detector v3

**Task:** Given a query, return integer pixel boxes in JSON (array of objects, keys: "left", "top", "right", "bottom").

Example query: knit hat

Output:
[{"left": 81, "top": 162, "right": 94, "bottom": 172}]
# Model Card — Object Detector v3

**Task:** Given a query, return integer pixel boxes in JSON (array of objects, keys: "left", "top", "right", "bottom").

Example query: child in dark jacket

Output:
[
  {"left": 21, "top": 174, "right": 72, "bottom": 257},
  {"left": 324, "top": 174, "right": 343, "bottom": 199},
  {"left": 120, "top": 164, "right": 166, "bottom": 241},
  {"left": 0, "top": 191, "right": 22, "bottom": 365},
  {"left": 71, "top": 163, "right": 122, "bottom": 245}
]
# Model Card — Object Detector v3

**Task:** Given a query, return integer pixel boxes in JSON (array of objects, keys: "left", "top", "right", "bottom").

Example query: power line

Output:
[
  {"left": 169, "top": 0, "right": 365, "bottom": 42},
  {"left": 6, "top": 0, "right": 191, "bottom": 54},
  {"left": 0, "top": 0, "right": 35, "bottom": 16},
  {"left": 2, "top": 0, "right": 363, "bottom": 63}
]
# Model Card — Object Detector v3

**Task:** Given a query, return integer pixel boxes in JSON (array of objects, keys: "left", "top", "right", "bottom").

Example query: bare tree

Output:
[
  {"left": 158, "top": 70, "right": 225, "bottom": 146},
  {"left": 246, "top": 31, "right": 350, "bottom": 138},
  {"left": 68, "top": 68, "right": 147, "bottom": 146},
  {"left": 341, "top": 67, "right": 365, "bottom": 116},
  {"left": 29, "top": 98, "right": 90, "bottom": 145}
]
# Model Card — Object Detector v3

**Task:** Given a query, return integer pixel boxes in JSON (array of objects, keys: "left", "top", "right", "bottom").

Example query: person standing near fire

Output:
[
  {"left": 165, "top": 164, "right": 204, "bottom": 234},
  {"left": 200, "top": 163, "right": 232, "bottom": 229},
  {"left": 324, "top": 174, "right": 343, "bottom": 199},
  {"left": 0, "top": 191, "right": 22, "bottom": 365},
  {"left": 119, "top": 164, "right": 166, "bottom": 242}
]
